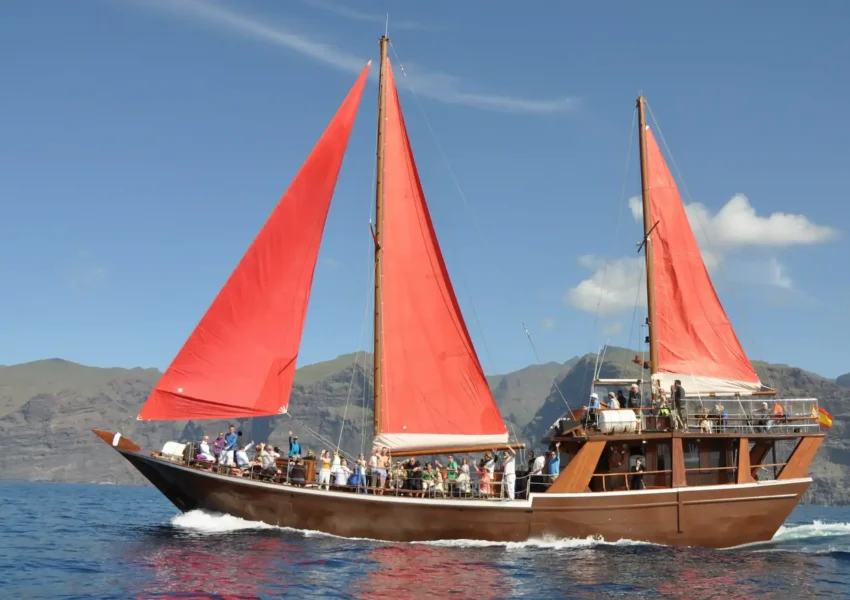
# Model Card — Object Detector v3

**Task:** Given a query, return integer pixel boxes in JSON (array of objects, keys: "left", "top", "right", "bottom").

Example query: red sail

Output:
[
  {"left": 138, "top": 64, "right": 371, "bottom": 421},
  {"left": 374, "top": 61, "right": 508, "bottom": 451},
  {"left": 644, "top": 126, "right": 762, "bottom": 395}
]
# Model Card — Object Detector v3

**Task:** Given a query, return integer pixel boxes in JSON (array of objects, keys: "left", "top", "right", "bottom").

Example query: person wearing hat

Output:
[
  {"left": 606, "top": 391, "right": 620, "bottom": 409},
  {"left": 584, "top": 392, "right": 601, "bottom": 429},
  {"left": 628, "top": 384, "right": 641, "bottom": 409},
  {"left": 288, "top": 431, "right": 302, "bottom": 458}
]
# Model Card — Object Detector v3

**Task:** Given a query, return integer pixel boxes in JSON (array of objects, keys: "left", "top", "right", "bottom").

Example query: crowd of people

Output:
[
  {"left": 581, "top": 380, "right": 798, "bottom": 434},
  {"left": 181, "top": 427, "right": 565, "bottom": 501}
]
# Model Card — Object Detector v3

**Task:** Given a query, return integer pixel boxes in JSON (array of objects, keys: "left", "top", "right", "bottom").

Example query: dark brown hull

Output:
[{"left": 100, "top": 432, "right": 809, "bottom": 548}]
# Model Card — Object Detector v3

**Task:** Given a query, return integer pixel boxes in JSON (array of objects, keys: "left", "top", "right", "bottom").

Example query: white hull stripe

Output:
[{"left": 127, "top": 450, "right": 810, "bottom": 510}]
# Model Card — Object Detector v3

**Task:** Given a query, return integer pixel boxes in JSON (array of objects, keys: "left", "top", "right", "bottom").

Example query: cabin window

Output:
[
  {"left": 683, "top": 441, "right": 700, "bottom": 469},
  {"left": 708, "top": 440, "right": 728, "bottom": 468}
]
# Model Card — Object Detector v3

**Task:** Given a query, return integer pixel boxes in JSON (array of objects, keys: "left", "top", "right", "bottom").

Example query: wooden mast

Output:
[
  {"left": 372, "top": 36, "right": 389, "bottom": 438},
  {"left": 636, "top": 97, "right": 659, "bottom": 378}
]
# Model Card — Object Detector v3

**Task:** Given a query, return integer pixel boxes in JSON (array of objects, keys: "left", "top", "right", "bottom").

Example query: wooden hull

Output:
[{"left": 97, "top": 431, "right": 810, "bottom": 548}]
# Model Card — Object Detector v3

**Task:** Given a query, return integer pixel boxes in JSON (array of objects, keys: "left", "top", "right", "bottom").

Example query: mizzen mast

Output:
[
  {"left": 372, "top": 36, "right": 390, "bottom": 438},
  {"left": 636, "top": 96, "right": 659, "bottom": 379}
]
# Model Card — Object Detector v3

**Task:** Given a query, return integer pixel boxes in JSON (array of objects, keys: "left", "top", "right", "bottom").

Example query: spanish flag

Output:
[{"left": 817, "top": 407, "right": 833, "bottom": 429}]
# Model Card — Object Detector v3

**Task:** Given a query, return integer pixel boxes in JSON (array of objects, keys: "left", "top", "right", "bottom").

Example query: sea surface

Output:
[{"left": 1, "top": 481, "right": 849, "bottom": 599}]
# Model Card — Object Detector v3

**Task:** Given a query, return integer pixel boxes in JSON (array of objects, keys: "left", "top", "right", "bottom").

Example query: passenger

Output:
[
  {"left": 476, "top": 460, "right": 492, "bottom": 498},
  {"left": 606, "top": 392, "right": 620, "bottom": 409},
  {"left": 404, "top": 456, "right": 423, "bottom": 495},
  {"left": 530, "top": 449, "right": 546, "bottom": 493},
  {"left": 260, "top": 445, "right": 280, "bottom": 479},
  {"left": 445, "top": 455, "right": 459, "bottom": 497},
  {"left": 584, "top": 393, "right": 601, "bottom": 429},
  {"left": 501, "top": 447, "right": 517, "bottom": 500},
  {"left": 212, "top": 432, "right": 225, "bottom": 462},
  {"left": 376, "top": 447, "right": 390, "bottom": 494},
  {"left": 331, "top": 449, "right": 341, "bottom": 478},
  {"left": 457, "top": 458, "right": 472, "bottom": 495},
  {"left": 235, "top": 441, "right": 255, "bottom": 470},
  {"left": 755, "top": 401, "right": 771, "bottom": 432},
  {"left": 630, "top": 456, "right": 647, "bottom": 490},
  {"left": 699, "top": 414, "right": 713, "bottom": 433},
  {"left": 318, "top": 450, "right": 332, "bottom": 490},
  {"left": 390, "top": 460, "right": 406, "bottom": 492},
  {"left": 548, "top": 443, "right": 561, "bottom": 482},
  {"left": 290, "top": 458, "right": 306, "bottom": 486},
  {"left": 334, "top": 458, "right": 352, "bottom": 488},
  {"left": 196, "top": 435, "right": 216, "bottom": 464},
  {"left": 355, "top": 454, "right": 368, "bottom": 493},
  {"left": 223, "top": 425, "right": 238, "bottom": 468},
  {"left": 422, "top": 463, "right": 435, "bottom": 497},
  {"left": 433, "top": 464, "right": 445, "bottom": 497},
  {"left": 672, "top": 380, "right": 687, "bottom": 430},
  {"left": 616, "top": 389, "right": 627, "bottom": 408},
  {"left": 628, "top": 384, "right": 641, "bottom": 409},
  {"left": 287, "top": 431, "right": 302, "bottom": 457}
]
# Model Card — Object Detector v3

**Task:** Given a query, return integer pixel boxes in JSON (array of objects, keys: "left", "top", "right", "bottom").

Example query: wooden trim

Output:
[
  {"left": 92, "top": 429, "right": 142, "bottom": 453},
  {"left": 389, "top": 443, "right": 525, "bottom": 458},
  {"left": 737, "top": 438, "right": 754, "bottom": 484},
  {"left": 778, "top": 437, "right": 823, "bottom": 480},
  {"left": 672, "top": 438, "right": 687, "bottom": 487},
  {"left": 749, "top": 440, "right": 773, "bottom": 479},
  {"left": 547, "top": 441, "right": 606, "bottom": 493}
]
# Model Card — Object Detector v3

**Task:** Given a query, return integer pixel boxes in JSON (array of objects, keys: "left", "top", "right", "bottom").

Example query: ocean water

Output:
[{"left": 1, "top": 481, "right": 848, "bottom": 599}]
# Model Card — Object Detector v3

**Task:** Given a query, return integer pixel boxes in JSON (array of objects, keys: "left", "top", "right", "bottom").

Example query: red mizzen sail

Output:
[
  {"left": 374, "top": 61, "right": 508, "bottom": 450},
  {"left": 644, "top": 126, "right": 762, "bottom": 395},
  {"left": 138, "top": 64, "right": 371, "bottom": 421}
]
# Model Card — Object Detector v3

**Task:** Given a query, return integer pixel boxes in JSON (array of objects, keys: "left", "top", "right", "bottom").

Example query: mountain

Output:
[
  {"left": 837, "top": 372, "right": 850, "bottom": 389},
  {"left": 1, "top": 349, "right": 849, "bottom": 505}
]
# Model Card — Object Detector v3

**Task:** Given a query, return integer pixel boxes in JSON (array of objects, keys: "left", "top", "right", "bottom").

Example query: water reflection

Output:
[{"left": 352, "top": 544, "right": 504, "bottom": 600}]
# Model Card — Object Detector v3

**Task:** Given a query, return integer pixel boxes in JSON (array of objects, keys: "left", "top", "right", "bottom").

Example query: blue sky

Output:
[{"left": 2, "top": 0, "right": 848, "bottom": 378}]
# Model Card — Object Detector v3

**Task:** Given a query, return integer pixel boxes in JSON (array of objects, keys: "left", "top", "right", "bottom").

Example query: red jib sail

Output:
[
  {"left": 138, "top": 64, "right": 371, "bottom": 421},
  {"left": 374, "top": 61, "right": 509, "bottom": 451},
  {"left": 644, "top": 125, "right": 762, "bottom": 395}
]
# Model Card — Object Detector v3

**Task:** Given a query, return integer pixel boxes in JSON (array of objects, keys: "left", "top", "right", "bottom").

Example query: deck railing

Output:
[{"left": 571, "top": 397, "right": 821, "bottom": 436}]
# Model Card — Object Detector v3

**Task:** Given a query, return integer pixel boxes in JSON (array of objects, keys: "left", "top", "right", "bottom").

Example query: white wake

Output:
[{"left": 170, "top": 510, "right": 850, "bottom": 551}]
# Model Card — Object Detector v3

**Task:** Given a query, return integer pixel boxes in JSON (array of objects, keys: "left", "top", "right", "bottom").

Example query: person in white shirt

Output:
[
  {"left": 235, "top": 442, "right": 255, "bottom": 469},
  {"left": 606, "top": 392, "right": 620, "bottom": 409},
  {"left": 196, "top": 435, "right": 216, "bottom": 463},
  {"left": 501, "top": 446, "right": 517, "bottom": 500},
  {"left": 368, "top": 447, "right": 380, "bottom": 490}
]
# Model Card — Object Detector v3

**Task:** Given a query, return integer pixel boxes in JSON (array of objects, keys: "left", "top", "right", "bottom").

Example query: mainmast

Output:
[
  {"left": 372, "top": 36, "right": 389, "bottom": 438},
  {"left": 636, "top": 97, "right": 659, "bottom": 380}
]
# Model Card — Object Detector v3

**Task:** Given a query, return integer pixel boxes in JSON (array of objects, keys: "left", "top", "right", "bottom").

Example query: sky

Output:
[{"left": 1, "top": 0, "right": 849, "bottom": 379}]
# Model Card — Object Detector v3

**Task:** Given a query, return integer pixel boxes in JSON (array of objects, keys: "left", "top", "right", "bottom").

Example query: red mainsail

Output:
[
  {"left": 644, "top": 126, "right": 762, "bottom": 395},
  {"left": 374, "top": 61, "right": 508, "bottom": 450},
  {"left": 138, "top": 64, "right": 371, "bottom": 421}
]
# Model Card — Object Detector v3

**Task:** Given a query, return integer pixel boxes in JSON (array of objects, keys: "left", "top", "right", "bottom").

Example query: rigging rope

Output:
[
  {"left": 522, "top": 323, "right": 572, "bottom": 413},
  {"left": 337, "top": 92, "right": 380, "bottom": 455},
  {"left": 581, "top": 108, "right": 638, "bottom": 396}
]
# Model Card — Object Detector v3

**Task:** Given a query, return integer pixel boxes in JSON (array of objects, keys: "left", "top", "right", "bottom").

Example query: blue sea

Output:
[{"left": 1, "top": 481, "right": 848, "bottom": 599}]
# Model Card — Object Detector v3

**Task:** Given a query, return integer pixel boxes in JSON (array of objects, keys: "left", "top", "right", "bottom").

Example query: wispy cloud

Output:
[
  {"left": 541, "top": 317, "right": 556, "bottom": 330},
  {"left": 301, "top": 0, "right": 442, "bottom": 32},
  {"left": 134, "top": 0, "right": 577, "bottom": 114}
]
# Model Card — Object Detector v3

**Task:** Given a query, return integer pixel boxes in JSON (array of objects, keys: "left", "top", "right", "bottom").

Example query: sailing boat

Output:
[{"left": 94, "top": 40, "right": 825, "bottom": 547}]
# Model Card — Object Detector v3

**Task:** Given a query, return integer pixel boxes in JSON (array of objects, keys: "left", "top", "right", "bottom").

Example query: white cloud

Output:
[
  {"left": 541, "top": 317, "right": 556, "bottom": 330},
  {"left": 601, "top": 322, "right": 623, "bottom": 336},
  {"left": 629, "top": 193, "right": 837, "bottom": 249},
  {"left": 566, "top": 256, "right": 645, "bottom": 316},
  {"left": 135, "top": 0, "right": 577, "bottom": 114},
  {"left": 568, "top": 194, "right": 836, "bottom": 315}
]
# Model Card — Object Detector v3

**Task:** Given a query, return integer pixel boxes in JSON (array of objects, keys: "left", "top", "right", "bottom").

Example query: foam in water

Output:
[
  {"left": 170, "top": 510, "right": 850, "bottom": 552},
  {"left": 170, "top": 510, "right": 653, "bottom": 547}
]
